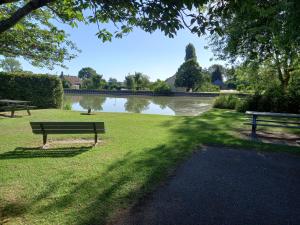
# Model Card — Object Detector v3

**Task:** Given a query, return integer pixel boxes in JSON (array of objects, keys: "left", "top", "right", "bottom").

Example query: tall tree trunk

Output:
[{"left": 275, "top": 56, "right": 290, "bottom": 91}]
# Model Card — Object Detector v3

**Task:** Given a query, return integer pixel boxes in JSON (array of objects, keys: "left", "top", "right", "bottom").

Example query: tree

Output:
[
  {"left": 150, "top": 79, "right": 171, "bottom": 94},
  {"left": 78, "top": 67, "right": 106, "bottom": 89},
  {"left": 209, "top": 0, "right": 300, "bottom": 89},
  {"left": 210, "top": 65, "right": 223, "bottom": 82},
  {"left": 82, "top": 74, "right": 105, "bottom": 89},
  {"left": 184, "top": 43, "right": 197, "bottom": 61},
  {"left": 0, "top": 57, "right": 22, "bottom": 72},
  {"left": 0, "top": 1, "right": 233, "bottom": 68},
  {"left": 78, "top": 67, "right": 97, "bottom": 80},
  {"left": 125, "top": 75, "right": 136, "bottom": 90},
  {"left": 107, "top": 78, "right": 122, "bottom": 90},
  {"left": 175, "top": 59, "right": 203, "bottom": 92},
  {"left": 133, "top": 72, "right": 150, "bottom": 90},
  {"left": 125, "top": 72, "right": 150, "bottom": 90}
]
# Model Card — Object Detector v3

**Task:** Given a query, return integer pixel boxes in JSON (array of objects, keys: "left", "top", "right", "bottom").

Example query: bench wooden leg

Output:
[
  {"left": 11, "top": 110, "right": 15, "bottom": 118},
  {"left": 94, "top": 133, "right": 98, "bottom": 145},
  {"left": 43, "top": 134, "right": 47, "bottom": 146},
  {"left": 27, "top": 108, "right": 31, "bottom": 116},
  {"left": 251, "top": 115, "right": 257, "bottom": 139}
]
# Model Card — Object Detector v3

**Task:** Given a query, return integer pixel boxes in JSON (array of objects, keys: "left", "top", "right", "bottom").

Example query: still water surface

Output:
[{"left": 64, "top": 94, "right": 214, "bottom": 116}]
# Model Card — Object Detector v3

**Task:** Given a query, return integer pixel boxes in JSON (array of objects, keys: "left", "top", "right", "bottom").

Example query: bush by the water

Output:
[
  {"left": 214, "top": 79, "right": 300, "bottom": 114},
  {"left": 213, "top": 95, "right": 240, "bottom": 109},
  {"left": 236, "top": 84, "right": 300, "bottom": 113},
  {"left": 197, "top": 82, "right": 220, "bottom": 92},
  {"left": 0, "top": 72, "right": 63, "bottom": 108},
  {"left": 151, "top": 80, "right": 172, "bottom": 95}
]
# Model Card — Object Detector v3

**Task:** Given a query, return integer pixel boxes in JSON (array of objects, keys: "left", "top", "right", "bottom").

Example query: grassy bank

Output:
[{"left": 0, "top": 109, "right": 299, "bottom": 225}]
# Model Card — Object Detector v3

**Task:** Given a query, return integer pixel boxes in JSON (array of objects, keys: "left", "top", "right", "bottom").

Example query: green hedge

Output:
[{"left": 0, "top": 72, "right": 63, "bottom": 108}]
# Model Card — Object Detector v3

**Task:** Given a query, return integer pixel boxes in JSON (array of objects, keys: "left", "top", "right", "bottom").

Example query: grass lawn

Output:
[{"left": 0, "top": 109, "right": 299, "bottom": 225}]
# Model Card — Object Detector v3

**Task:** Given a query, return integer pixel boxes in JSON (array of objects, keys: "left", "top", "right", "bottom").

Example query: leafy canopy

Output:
[
  {"left": 210, "top": 64, "right": 223, "bottom": 82},
  {"left": 0, "top": 0, "right": 229, "bottom": 68},
  {"left": 78, "top": 67, "right": 98, "bottom": 80},
  {"left": 185, "top": 43, "right": 197, "bottom": 61},
  {"left": 125, "top": 72, "right": 150, "bottom": 90},
  {"left": 209, "top": 0, "right": 300, "bottom": 88},
  {"left": 175, "top": 59, "right": 203, "bottom": 91},
  {"left": 78, "top": 67, "right": 106, "bottom": 89},
  {"left": 151, "top": 79, "right": 171, "bottom": 94},
  {"left": 0, "top": 3, "right": 79, "bottom": 69}
]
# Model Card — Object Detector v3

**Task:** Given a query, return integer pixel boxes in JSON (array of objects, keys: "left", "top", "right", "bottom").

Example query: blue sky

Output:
[{"left": 20, "top": 22, "right": 225, "bottom": 82}]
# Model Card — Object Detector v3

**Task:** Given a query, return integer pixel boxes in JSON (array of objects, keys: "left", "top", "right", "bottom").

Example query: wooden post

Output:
[
  {"left": 94, "top": 133, "right": 98, "bottom": 145},
  {"left": 26, "top": 104, "right": 31, "bottom": 115},
  {"left": 40, "top": 124, "right": 47, "bottom": 146},
  {"left": 43, "top": 134, "right": 47, "bottom": 145},
  {"left": 251, "top": 115, "right": 257, "bottom": 138},
  {"left": 93, "top": 123, "right": 98, "bottom": 145},
  {"left": 11, "top": 109, "right": 15, "bottom": 117}
]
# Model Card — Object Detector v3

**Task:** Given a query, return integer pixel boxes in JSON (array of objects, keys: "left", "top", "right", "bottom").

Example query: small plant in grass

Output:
[{"left": 63, "top": 103, "right": 72, "bottom": 110}]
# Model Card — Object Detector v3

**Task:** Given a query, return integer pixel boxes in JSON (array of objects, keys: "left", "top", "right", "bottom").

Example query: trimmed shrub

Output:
[
  {"left": 213, "top": 94, "right": 240, "bottom": 109},
  {"left": 0, "top": 72, "right": 63, "bottom": 108}
]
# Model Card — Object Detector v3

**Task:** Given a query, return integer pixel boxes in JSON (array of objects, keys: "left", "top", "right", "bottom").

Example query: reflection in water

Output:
[
  {"left": 79, "top": 95, "right": 106, "bottom": 111},
  {"left": 124, "top": 98, "right": 150, "bottom": 113},
  {"left": 64, "top": 94, "right": 214, "bottom": 116}
]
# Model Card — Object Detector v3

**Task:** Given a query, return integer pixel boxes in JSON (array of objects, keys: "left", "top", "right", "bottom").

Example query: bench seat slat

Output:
[
  {"left": 256, "top": 119, "right": 300, "bottom": 125},
  {"left": 244, "top": 122, "right": 300, "bottom": 129},
  {"left": 31, "top": 124, "right": 104, "bottom": 130},
  {"left": 32, "top": 129, "right": 105, "bottom": 134},
  {"left": 246, "top": 111, "right": 300, "bottom": 118},
  {"left": 30, "top": 122, "right": 103, "bottom": 126},
  {"left": 32, "top": 130, "right": 105, "bottom": 134}
]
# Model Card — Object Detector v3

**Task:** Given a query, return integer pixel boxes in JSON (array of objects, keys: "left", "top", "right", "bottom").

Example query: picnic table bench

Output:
[
  {"left": 0, "top": 99, "right": 36, "bottom": 117},
  {"left": 245, "top": 111, "right": 300, "bottom": 138},
  {"left": 30, "top": 122, "right": 105, "bottom": 147}
]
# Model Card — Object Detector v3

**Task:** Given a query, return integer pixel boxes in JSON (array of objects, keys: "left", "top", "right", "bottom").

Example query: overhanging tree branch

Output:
[
  {"left": 0, "top": 0, "right": 54, "bottom": 33},
  {"left": 0, "top": 0, "right": 21, "bottom": 5}
]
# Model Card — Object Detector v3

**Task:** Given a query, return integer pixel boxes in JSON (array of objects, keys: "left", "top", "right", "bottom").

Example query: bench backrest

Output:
[
  {"left": 246, "top": 111, "right": 300, "bottom": 118},
  {"left": 30, "top": 122, "right": 105, "bottom": 134}
]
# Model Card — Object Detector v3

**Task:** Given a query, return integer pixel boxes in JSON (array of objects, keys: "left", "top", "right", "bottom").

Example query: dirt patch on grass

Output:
[{"left": 239, "top": 130, "right": 300, "bottom": 146}]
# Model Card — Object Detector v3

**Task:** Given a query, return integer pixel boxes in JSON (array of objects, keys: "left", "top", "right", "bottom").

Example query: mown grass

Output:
[{"left": 0, "top": 109, "right": 299, "bottom": 225}]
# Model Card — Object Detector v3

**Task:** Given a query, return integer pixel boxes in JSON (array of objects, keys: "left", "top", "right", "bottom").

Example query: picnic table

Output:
[
  {"left": 0, "top": 99, "right": 36, "bottom": 117},
  {"left": 245, "top": 111, "right": 300, "bottom": 138}
]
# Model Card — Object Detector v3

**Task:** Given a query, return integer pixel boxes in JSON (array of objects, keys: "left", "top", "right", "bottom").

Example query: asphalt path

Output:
[{"left": 114, "top": 146, "right": 300, "bottom": 225}]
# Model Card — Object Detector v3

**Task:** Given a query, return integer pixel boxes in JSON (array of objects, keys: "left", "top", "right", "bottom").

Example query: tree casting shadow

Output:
[
  {"left": 1, "top": 110, "right": 299, "bottom": 224},
  {"left": 0, "top": 146, "right": 92, "bottom": 159}
]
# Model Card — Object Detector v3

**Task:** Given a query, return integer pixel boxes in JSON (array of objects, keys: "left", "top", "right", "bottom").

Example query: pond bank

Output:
[{"left": 64, "top": 89, "right": 249, "bottom": 97}]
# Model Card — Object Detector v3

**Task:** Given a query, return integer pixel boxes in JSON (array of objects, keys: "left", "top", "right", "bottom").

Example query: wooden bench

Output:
[
  {"left": 1, "top": 105, "right": 37, "bottom": 117},
  {"left": 245, "top": 111, "right": 300, "bottom": 138},
  {"left": 30, "top": 122, "right": 105, "bottom": 146}
]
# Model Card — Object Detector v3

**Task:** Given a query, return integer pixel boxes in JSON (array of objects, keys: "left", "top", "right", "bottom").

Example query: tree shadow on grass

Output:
[
  {"left": 0, "top": 146, "right": 92, "bottom": 159},
  {"left": 0, "top": 113, "right": 22, "bottom": 118},
  {"left": 2, "top": 110, "right": 300, "bottom": 225}
]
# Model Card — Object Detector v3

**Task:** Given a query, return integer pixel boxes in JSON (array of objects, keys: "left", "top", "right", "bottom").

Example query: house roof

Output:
[
  {"left": 212, "top": 79, "right": 224, "bottom": 86},
  {"left": 63, "top": 75, "right": 82, "bottom": 85}
]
